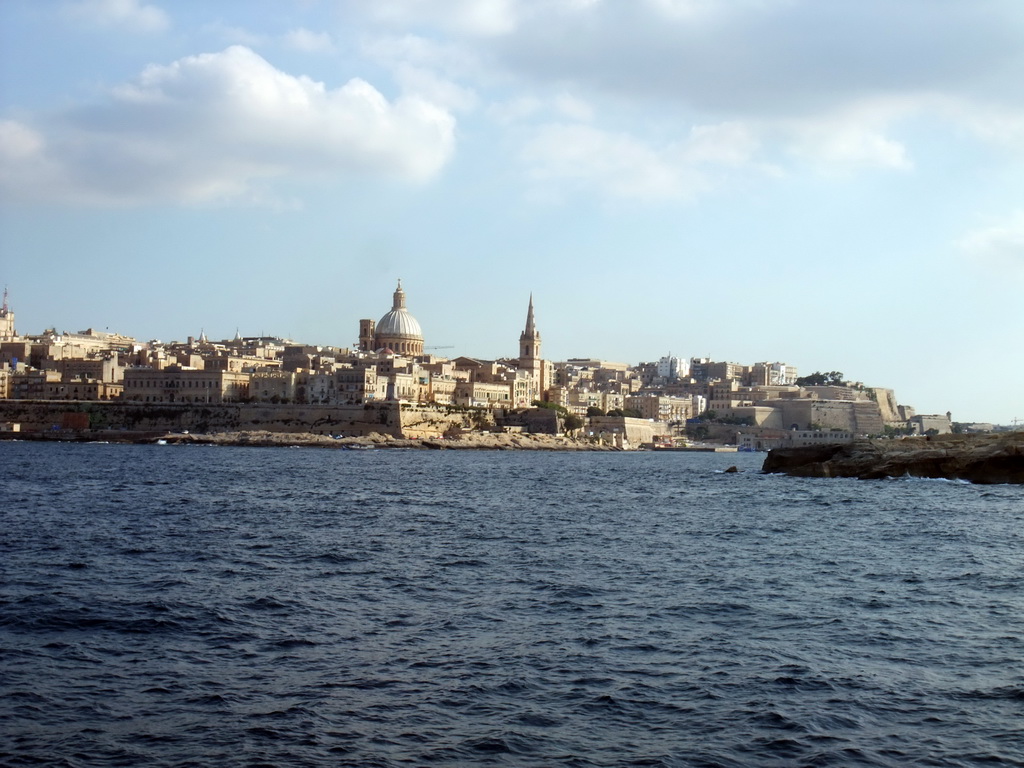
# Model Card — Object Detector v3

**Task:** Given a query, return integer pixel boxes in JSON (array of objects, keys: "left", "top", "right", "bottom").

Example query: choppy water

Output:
[{"left": 2, "top": 442, "right": 1023, "bottom": 767}]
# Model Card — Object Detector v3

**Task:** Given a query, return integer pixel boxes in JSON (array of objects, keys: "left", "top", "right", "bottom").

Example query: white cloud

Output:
[
  {"left": 0, "top": 46, "right": 456, "bottom": 206},
  {"left": 487, "top": 96, "right": 543, "bottom": 124},
  {"left": 521, "top": 121, "right": 760, "bottom": 201},
  {"left": 392, "top": 66, "right": 478, "bottom": 113},
  {"left": 64, "top": 0, "right": 169, "bottom": 34},
  {"left": 284, "top": 28, "right": 334, "bottom": 54},
  {"left": 683, "top": 122, "right": 760, "bottom": 166},
  {"left": 643, "top": 0, "right": 721, "bottom": 21},
  {"left": 959, "top": 212, "right": 1024, "bottom": 278},
  {"left": 766, "top": 95, "right": 916, "bottom": 174},
  {"left": 939, "top": 100, "right": 1024, "bottom": 153},
  {"left": 366, "top": 0, "right": 520, "bottom": 37},
  {"left": 199, "top": 22, "right": 265, "bottom": 47},
  {"left": 0, "top": 120, "right": 44, "bottom": 158},
  {"left": 786, "top": 122, "right": 911, "bottom": 174},
  {"left": 490, "top": 1, "right": 1024, "bottom": 118},
  {"left": 553, "top": 94, "right": 593, "bottom": 122},
  {"left": 361, "top": 34, "right": 480, "bottom": 80},
  {"left": 352, "top": 0, "right": 1022, "bottom": 187}
]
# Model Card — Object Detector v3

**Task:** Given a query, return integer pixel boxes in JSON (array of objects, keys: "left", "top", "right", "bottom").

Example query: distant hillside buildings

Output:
[{"left": 0, "top": 282, "right": 969, "bottom": 438}]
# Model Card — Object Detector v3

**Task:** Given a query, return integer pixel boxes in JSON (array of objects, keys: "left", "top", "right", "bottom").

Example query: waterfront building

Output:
[
  {"left": 122, "top": 367, "right": 250, "bottom": 403},
  {"left": 625, "top": 393, "right": 694, "bottom": 423},
  {"left": 909, "top": 413, "right": 953, "bottom": 435},
  {"left": 454, "top": 379, "right": 513, "bottom": 408}
]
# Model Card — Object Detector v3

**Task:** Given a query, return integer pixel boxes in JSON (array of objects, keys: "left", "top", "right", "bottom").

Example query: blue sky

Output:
[{"left": 1, "top": 0, "right": 1022, "bottom": 424}]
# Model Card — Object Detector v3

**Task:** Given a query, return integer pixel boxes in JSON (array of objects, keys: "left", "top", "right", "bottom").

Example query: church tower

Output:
[
  {"left": 518, "top": 294, "right": 546, "bottom": 402},
  {"left": 519, "top": 294, "right": 541, "bottom": 363},
  {"left": 0, "top": 287, "right": 16, "bottom": 340}
]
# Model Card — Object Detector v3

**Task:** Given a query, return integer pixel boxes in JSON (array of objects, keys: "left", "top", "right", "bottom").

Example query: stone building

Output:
[
  {"left": 122, "top": 367, "right": 249, "bottom": 403},
  {"left": 359, "top": 281, "right": 424, "bottom": 356}
]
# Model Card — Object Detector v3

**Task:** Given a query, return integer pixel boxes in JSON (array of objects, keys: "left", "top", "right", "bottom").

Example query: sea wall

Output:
[
  {"left": 0, "top": 399, "right": 504, "bottom": 439},
  {"left": 0, "top": 400, "right": 418, "bottom": 436}
]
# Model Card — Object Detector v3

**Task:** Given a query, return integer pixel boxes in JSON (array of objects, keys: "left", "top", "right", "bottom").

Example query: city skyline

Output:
[{"left": 2, "top": 1, "right": 1023, "bottom": 425}]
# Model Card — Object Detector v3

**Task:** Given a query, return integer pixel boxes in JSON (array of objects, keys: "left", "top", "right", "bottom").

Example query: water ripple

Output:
[{"left": 2, "top": 443, "right": 1022, "bottom": 767}]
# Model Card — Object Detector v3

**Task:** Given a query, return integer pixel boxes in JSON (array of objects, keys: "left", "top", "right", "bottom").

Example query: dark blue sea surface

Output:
[{"left": 2, "top": 442, "right": 1023, "bottom": 767}]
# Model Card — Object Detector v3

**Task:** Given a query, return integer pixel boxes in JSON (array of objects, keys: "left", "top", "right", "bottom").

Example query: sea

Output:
[{"left": 2, "top": 441, "right": 1023, "bottom": 768}]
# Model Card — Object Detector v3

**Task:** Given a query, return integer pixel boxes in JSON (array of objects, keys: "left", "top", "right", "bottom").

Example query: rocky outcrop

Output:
[
  {"left": 156, "top": 430, "right": 618, "bottom": 451},
  {"left": 761, "top": 432, "right": 1024, "bottom": 484}
]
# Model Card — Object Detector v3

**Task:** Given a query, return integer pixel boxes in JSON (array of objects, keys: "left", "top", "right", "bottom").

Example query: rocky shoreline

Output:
[
  {"left": 1, "top": 428, "right": 621, "bottom": 450},
  {"left": 761, "top": 432, "right": 1024, "bottom": 484},
  {"left": 155, "top": 430, "right": 620, "bottom": 451}
]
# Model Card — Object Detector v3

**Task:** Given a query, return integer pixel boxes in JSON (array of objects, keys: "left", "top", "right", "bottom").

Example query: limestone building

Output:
[{"left": 359, "top": 281, "right": 424, "bottom": 356}]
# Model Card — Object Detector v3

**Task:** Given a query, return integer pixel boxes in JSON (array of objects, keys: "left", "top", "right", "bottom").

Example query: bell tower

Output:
[
  {"left": 0, "top": 287, "right": 15, "bottom": 340},
  {"left": 519, "top": 294, "right": 540, "bottom": 362},
  {"left": 518, "top": 293, "right": 544, "bottom": 403}
]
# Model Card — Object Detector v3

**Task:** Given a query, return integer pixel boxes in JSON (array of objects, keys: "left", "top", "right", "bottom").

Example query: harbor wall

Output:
[{"left": 0, "top": 400, "right": 487, "bottom": 438}]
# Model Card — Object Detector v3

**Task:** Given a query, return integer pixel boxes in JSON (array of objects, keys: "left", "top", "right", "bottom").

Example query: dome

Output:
[
  {"left": 374, "top": 280, "right": 423, "bottom": 357},
  {"left": 376, "top": 308, "right": 422, "bottom": 339}
]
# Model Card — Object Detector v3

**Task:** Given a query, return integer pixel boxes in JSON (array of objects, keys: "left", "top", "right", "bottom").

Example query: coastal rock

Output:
[
  {"left": 761, "top": 433, "right": 1024, "bottom": 484},
  {"left": 157, "top": 430, "right": 618, "bottom": 451}
]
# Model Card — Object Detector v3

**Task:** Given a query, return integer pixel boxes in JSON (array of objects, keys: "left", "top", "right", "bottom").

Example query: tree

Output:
[
  {"left": 563, "top": 414, "right": 584, "bottom": 432},
  {"left": 533, "top": 400, "right": 568, "bottom": 415},
  {"left": 586, "top": 406, "right": 605, "bottom": 417},
  {"left": 795, "top": 371, "right": 845, "bottom": 387}
]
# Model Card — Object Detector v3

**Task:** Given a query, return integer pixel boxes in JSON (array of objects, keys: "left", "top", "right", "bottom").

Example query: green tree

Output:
[
  {"left": 586, "top": 406, "right": 605, "bottom": 417},
  {"left": 796, "top": 371, "right": 846, "bottom": 386},
  {"left": 563, "top": 414, "right": 584, "bottom": 432},
  {"left": 532, "top": 400, "right": 568, "bottom": 415}
]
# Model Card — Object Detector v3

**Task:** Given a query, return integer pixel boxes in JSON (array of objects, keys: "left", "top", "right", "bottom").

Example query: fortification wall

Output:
[
  {"left": 0, "top": 400, "right": 406, "bottom": 437},
  {"left": 398, "top": 405, "right": 490, "bottom": 438},
  {"left": 869, "top": 388, "right": 902, "bottom": 424}
]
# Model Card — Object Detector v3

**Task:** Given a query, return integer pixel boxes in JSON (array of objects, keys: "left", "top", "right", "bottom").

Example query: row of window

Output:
[{"left": 126, "top": 379, "right": 219, "bottom": 388}]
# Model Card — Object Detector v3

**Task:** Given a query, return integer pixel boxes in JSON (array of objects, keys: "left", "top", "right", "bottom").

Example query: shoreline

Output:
[
  {"left": 0, "top": 429, "right": 623, "bottom": 451},
  {"left": 164, "top": 430, "right": 622, "bottom": 451}
]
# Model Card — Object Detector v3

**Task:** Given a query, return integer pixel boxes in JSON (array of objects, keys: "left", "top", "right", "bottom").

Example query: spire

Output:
[
  {"left": 1, "top": 286, "right": 8, "bottom": 315},
  {"left": 524, "top": 293, "right": 536, "bottom": 336},
  {"left": 392, "top": 279, "right": 406, "bottom": 310},
  {"left": 520, "top": 293, "right": 541, "bottom": 362}
]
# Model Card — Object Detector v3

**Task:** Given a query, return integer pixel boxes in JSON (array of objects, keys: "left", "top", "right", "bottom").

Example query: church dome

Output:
[
  {"left": 376, "top": 308, "right": 422, "bottom": 339},
  {"left": 374, "top": 280, "right": 424, "bottom": 356}
]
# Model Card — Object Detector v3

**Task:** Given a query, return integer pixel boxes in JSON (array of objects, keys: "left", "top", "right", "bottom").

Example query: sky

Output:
[{"left": 1, "top": 0, "right": 1023, "bottom": 425}]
